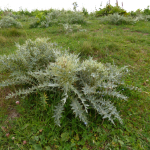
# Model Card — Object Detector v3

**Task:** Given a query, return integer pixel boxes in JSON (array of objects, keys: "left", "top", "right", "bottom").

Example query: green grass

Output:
[{"left": 0, "top": 10, "right": 150, "bottom": 150}]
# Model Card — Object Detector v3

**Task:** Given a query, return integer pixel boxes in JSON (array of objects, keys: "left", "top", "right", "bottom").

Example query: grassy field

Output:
[{"left": 0, "top": 9, "right": 150, "bottom": 150}]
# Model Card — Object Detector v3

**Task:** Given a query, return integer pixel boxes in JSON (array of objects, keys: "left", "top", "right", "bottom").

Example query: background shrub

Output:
[
  {"left": 96, "top": 4, "right": 127, "bottom": 17},
  {"left": 143, "top": 6, "right": 150, "bottom": 15},
  {"left": 30, "top": 10, "right": 86, "bottom": 28},
  {"left": 0, "top": 16, "right": 22, "bottom": 28},
  {"left": 100, "top": 13, "right": 136, "bottom": 25},
  {"left": 68, "top": 13, "right": 86, "bottom": 24}
]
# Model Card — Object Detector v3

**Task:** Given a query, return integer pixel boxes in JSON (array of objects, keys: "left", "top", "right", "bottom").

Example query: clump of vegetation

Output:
[
  {"left": 68, "top": 12, "right": 86, "bottom": 24},
  {"left": 129, "top": 8, "right": 150, "bottom": 22},
  {"left": 82, "top": 7, "right": 88, "bottom": 16},
  {"left": 60, "top": 23, "right": 86, "bottom": 34},
  {"left": 30, "top": 10, "right": 86, "bottom": 28},
  {"left": 17, "top": 8, "right": 32, "bottom": 16},
  {"left": 0, "top": 16, "right": 22, "bottom": 28},
  {"left": 134, "top": 14, "right": 146, "bottom": 21},
  {"left": 0, "top": 38, "right": 133, "bottom": 126},
  {"left": 129, "top": 9, "right": 142, "bottom": 17},
  {"left": 143, "top": 6, "right": 150, "bottom": 15},
  {"left": 145, "top": 15, "right": 150, "bottom": 21},
  {"left": 96, "top": 4, "right": 126, "bottom": 17},
  {"left": 100, "top": 13, "right": 136, "bottom": 25}
]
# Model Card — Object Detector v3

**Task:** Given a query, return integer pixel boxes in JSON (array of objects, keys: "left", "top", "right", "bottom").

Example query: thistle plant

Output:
[
  {"left": 0, "top": 38, "right": 133, "bottom": 126},
  {"left": 0, "top": 16, "right": 22, "bottom": 28},
  {"left": 135, "top": 14, "right": 146, "bottom": 21},
  {"left": 60, "top": 23, "right": 85, "bottom": 33},
  {"left": 100, "top": 13, "right": 136, "bottom": 25}
]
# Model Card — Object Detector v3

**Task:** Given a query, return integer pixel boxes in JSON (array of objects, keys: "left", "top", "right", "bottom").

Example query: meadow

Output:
[{"left": 0, "top": 5, "right": 150, "bottom": 150}]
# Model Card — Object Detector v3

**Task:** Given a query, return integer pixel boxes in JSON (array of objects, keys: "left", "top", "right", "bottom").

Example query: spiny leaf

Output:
[
  {"left": 70, "top": 98, "right": 88, "bottom": 124},
  {"left": 53, "top": 103, "right": 64, "bottom": 126},
  {"left": 72, "top": 87, "right": 89, "bottom": 113}
]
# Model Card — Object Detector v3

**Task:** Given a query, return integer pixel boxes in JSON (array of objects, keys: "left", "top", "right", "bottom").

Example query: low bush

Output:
[
  {"left": 100, "top": 13, "right": 136, "bottom": 25},
  {"left": 0, "top": 38, "right": 135, "bottom": 126},
  {"left": 68, "top": 13, "right": 86, "bottom": 24},
  {"left": 0, "top": 16, "right": 22, "bottom": 28}
]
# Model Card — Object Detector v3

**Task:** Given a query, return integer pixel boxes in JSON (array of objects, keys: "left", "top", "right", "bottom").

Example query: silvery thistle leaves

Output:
[{"left": 0, "top": 38, "right": 136, "bottom": 126}]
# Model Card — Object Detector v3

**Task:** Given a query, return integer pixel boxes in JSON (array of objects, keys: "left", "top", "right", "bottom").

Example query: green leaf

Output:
[
  {"left": 33, "top": 144, "right": 42, "bottom": 150},
  {"left": 21, "top": 124, "right": 29, "bottom": 130},
  {"left": 53, "top": 103, "right": 64, "bottom": 126},
  {"left": 118, "top": 140, "right": 124, "bottom": 146},
  {"left": 70, "top": 98, "right": 88, "bottom": 124},
  {"left": 45, "top": 146, "right": 51, "bottom": 150},
  {"left": 33, "top": 136, "right": 39, "bottom": 141},
  {"left": 29, "top": 140, "right": 36, "bottom": 145},
  {"left": 75, "top": 134, "right": 79, "bottom": 141},
  {"left": 61, "top": 132, "right": 70, "bottom": 142}
]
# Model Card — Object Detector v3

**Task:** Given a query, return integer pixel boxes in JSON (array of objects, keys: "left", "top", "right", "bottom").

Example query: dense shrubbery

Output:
[
  {"left": 100, "top": 13, "right": 136, "bottom": 25},
  {"left": 96, "top": 4, "right": 126, "bottom": 17},
  {"left": 143, "top": 6, "right": 150, "bottom": 15},
  {"left": 0, "top": 38, "right": 133, "bottom": 126},
  {"left": 17, "top": 8, "right": 32, "bottom": 16},
  {"left": 30, "top": 10, "right": 86, "bottom": 28},
  {"left": 0, "top": 16, "right": 22, "bottom": 28},
  {"left": 129, "top": 7, "right": 150, "bottom": 19}
]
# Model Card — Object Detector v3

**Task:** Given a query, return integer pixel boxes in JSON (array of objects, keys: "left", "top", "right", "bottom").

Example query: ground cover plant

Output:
[{"left": 0, "top": 6, "right": 150, "bottom": 150}]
